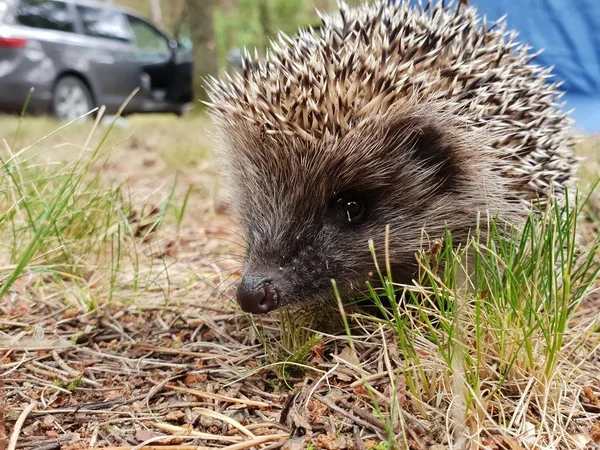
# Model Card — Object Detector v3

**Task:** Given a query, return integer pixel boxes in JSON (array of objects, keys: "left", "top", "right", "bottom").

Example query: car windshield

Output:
[
  {"left": 76, "top": 4, "right": 131, "bottom": 41},
  {"left": 15, "top": 0, "right": 75, "bottom": 33},
  {"left": 0, "top": 1, "right": 13, "bottom": 23},
  {"left": 128, "top": 15, "right": 169, "bottom": 56}
]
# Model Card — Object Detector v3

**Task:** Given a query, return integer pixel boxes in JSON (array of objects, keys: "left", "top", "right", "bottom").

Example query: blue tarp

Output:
[{"left": 406, "top": 0, "right": 600, "bottom": 134}]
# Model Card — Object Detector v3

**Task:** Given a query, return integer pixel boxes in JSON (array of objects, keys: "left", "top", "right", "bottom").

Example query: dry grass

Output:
[{"left": 0, "top": 113, "right": 599, "bottom": 450}]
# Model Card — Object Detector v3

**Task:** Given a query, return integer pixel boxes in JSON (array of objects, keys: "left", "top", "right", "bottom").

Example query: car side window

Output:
[
  {"left": 76, "top": 5, "right": 131, "bottom": 42},
  {"left": 127, "top": 15, "right": 170, "bottom": 62},
  {"left": 15, "top": 0, "right": 75, "bottom": 33}
]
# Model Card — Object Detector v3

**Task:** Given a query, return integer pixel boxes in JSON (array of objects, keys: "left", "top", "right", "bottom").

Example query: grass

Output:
[
  {"left": 258, "top": 151, "right": 600, "bottom": 447},
  {"left": 0, "top": 111, "right": 131, "bottom": 297},
  {"left": 250, "top": 185, "right": 600, "bottom": 447},
  {"left": 345, "top": 192, "right": 600, "bottom": 448},
  {"left": 1, "top": 112, "right": 598, "bottom": 450},
  {"left": 0, "top": 111, "right": 233, "bottom": 311}
]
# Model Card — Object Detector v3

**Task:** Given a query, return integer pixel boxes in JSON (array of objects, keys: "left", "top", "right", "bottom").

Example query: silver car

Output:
[{"left": 0, "top": 0, "right": 193, "bottom": 120}]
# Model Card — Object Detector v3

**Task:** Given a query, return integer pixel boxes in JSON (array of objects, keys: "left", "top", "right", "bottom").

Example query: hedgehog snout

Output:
[{"left": 237, "top": 274, "right": 279, "bottom": 314}]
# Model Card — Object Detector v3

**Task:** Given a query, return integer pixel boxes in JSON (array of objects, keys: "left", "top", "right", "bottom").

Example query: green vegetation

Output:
[
  {"left": 251, "top": 177, "right": 600, "bottom": 447},
  {"left": 0, "top": 111, "right": 131, "bottom": 298},
  {"left": 114, "top": 0, "right": 332, "bottom": 69},
  {"left": 0, "top": 110, "right": 218, "bottom": 314},
  {"left": 326, "top": 192, "right": 600, "bottom": 448},
  {"left": 1, "top": 103, "right": 598, "bottom": 447},
  {"left": 53, "top": 376, "right": 83, "bottom": 391},
  {"left": 214, "top": 0, "right": 314, "bottom": 68},
  {"left": 257, "top": 309, "right": 324, "bottom": 384}
]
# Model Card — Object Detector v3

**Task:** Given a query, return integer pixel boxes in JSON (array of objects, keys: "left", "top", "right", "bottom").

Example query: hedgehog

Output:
[{"left": 206, "top": 0, "right": 578, "bottom": 314}]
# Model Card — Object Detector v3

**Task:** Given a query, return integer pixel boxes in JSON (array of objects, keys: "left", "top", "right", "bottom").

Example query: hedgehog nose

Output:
[{"left": 237, "top": 275, "right": 279, "bottom": 314}]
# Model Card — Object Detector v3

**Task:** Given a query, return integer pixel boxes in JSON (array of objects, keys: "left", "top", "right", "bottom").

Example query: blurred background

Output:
[
  {"left": 453, "top": 0, "right": 600, "bottom": 134},
  {"left": 0, "top": 0, "right": 598, "bottom": 133}
]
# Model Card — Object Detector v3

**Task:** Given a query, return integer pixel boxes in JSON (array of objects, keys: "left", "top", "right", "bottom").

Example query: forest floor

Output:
[{"left": 1, "top": 113, "right": 599, "bottom": 450}]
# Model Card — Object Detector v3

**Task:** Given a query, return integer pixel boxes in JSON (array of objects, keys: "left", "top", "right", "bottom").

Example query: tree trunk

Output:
[
  {"left": 257, "top": 0, "right": 273, "bottom": 48},
  {"left": 313, "top": 0, "right": 332, "bottom": 12},
  {"left": 150, "top": 0, "right": 163, "bottom": 28},
  {"left": 186, "top": 0, "right": 219, "bottom": 103}
]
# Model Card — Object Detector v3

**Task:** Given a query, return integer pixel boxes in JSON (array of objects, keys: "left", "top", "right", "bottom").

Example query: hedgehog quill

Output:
[{"left": 207, "top": 0, "right": 577, "bottom": 314}]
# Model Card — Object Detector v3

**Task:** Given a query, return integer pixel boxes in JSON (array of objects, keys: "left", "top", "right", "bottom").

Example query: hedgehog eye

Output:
[{"left": 334, "top": 191, "right": 366, "bottom": 225}]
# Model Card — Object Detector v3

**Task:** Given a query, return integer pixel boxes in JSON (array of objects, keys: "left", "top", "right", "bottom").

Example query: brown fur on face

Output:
[
  {"left": 207, "top": 0, "right": 576, "bottom": 312},
  {"left": 214, "top": 103, "right": 524, "bottom": 308}
]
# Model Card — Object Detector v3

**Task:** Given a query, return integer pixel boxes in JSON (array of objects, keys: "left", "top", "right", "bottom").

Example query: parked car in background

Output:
[{"left": 0, "top": 0, "right": 194, "bottom": 120}]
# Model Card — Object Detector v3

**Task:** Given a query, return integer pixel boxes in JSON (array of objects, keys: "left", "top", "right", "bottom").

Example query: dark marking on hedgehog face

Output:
[{"left": 410, "top": 124, "right": 463, "bottom": 194}]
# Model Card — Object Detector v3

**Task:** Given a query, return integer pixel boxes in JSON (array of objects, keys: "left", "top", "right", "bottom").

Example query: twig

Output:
[
  {"left": 135, "top": 344, "right": 236, "bottom": 360},
  {"left": 27, "top": 392, "right": 155, "bottom": 416},
  {"left": 51, "top": 351, "right": 103, "bottom": 388},
  {"left": 149, "top": 422, "right": 242, "bottom": 444},
  {"left": 30, "top": 409, "right": 155, "bottom": 416},
  {"left": 75, "top": 438, "right": 290, "bottom": 450},
  {"left": 7, "top": 401, "right": 37, "bottom": 450},
  {"left": 0, "top": 340, "right": 72, "bottom": 351},
  {"left": 220, "top": 434, "right": 289, "bottom": 450},
  {"left": 148, "top": 425, "right": 288, "bottom": 449},
  {"left": 351, "top": 406, "right": 387, "bottom": 430},
  {"left": 224, "top": 422, "right": 290, "bottom": 435},
  {"left": 90, "top": 426, "right": 99, "bottom": 449},
  {"left": 192, "top": 408, "right": 255, "bottom": 439},
  {"left": 0, "top": 379, "right": 6, "bottom": 450},
  {"left": 260, "top": 443, "right": 285, "bottom": 450},
  {"left": 349, "top": 371, "right": 388, "bottom": 388},
  {"left": 23, "top": 364, "right": 69, "bottom": 383},
  {"left": 241, "top": 382, "right": 282, "bottom": 400},
  {"left": 313, "top": 394, "right": 385, "bottom": 438},
  {"left": 11, "top": 433, "right": 82, "bottom": 450},
  {"left": 165, "top": 384, "right": 270, "bottom": 408},
  {"left": 0, "top": 320, "right": 29, "bottom": 328},
  {"left": 75, "top": 447, "right": 211, "bottom": 450}
]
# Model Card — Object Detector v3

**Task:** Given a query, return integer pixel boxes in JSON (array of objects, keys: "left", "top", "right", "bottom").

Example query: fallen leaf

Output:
[
  {"left": 337, "top": 346, "right": 360, "bottom": 366},
  {"left": 311, "top": 340, "right": 325, "bottom": 365},
  {"left": 61, "top": 442, "right": 86, "bottom": 450},
  {"left": 135, "top": 429, "right": 163, "bottom": 443},
  {"left": 165, "top": 411, "right": 185, "bottom": 421}
]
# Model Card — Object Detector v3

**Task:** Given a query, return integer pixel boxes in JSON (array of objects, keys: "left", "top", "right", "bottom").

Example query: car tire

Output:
[
  {"left": 174, "top": 104, "right": 192, "bottom": 118},
  {"left": 52, "top": 76, "right": 94, "bottom": 121}
]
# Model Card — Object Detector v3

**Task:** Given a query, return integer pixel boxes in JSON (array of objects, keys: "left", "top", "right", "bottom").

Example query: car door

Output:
[
  {"left": 125, "top": 14, "right": 193, "bottom": 106},
  {"left": 2, "top": 0, "right": 81, "bottom": 111},
  {"left": 73, "top": 4, "right": 142, "bottom": 112}
]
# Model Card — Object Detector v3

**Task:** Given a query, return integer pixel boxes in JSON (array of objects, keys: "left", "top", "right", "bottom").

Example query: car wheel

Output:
[
  {"left": 174, "top": 104, "right": 192, "bottom": 118},
  {"left": 52, "top": 76, "right": 94, "bottom": 121}
]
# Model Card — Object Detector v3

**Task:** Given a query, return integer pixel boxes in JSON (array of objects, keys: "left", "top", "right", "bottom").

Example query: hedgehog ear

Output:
[
  {"left": 386, "top": 118, "right": 461, "bottom": 193},
  {"left": 409, "top": 123, "right": 461, "bottom": 193}
]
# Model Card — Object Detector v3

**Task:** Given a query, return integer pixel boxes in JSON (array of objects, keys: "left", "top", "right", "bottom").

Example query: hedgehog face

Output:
[
  {"left": 206, "top": 0, "right": 573, "bottom": 313},
  {"left": 218, "top": 113, "right": 496, "bottom": 314}
]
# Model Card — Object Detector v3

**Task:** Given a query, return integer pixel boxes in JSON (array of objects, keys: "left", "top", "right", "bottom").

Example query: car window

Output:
[
  {"left": 0, "top": 2, "right": 11, "bottom": 22},
  {"left": 76, "top": 5, "right": 131, "bottom": 42},
  {"left": 127, "top": 15, "right": 170, "bottom": 59},
  {"left": 15, "top": 0, "right": 75, "bottom": 33}
]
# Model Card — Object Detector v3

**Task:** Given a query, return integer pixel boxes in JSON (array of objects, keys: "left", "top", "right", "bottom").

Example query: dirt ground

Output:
[{"left": 1, "top": 114, "right": 599, "bottom": 450}]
